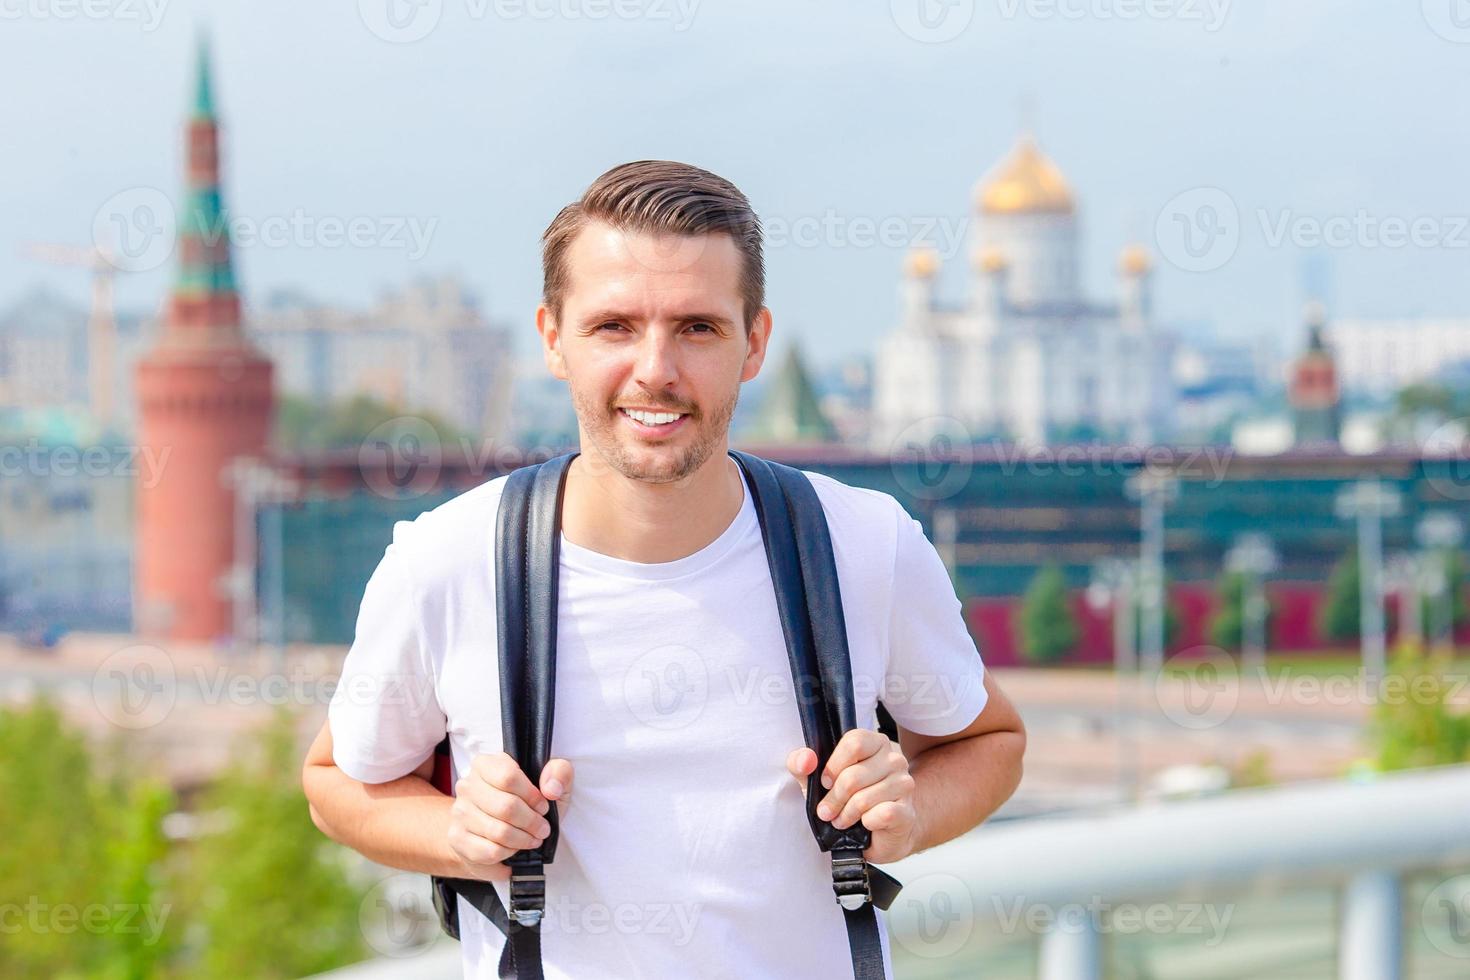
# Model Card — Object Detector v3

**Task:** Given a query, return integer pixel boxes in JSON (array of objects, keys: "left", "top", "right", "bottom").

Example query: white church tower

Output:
[
  {"left": 873, "top": 133, "right": 1177, "bottom": 450},
  {"left": 973, "top": 134, "right": 1080, "bottom": 307}
]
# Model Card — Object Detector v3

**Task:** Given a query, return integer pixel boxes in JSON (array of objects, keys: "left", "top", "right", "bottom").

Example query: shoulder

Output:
[
  {"left": 385, "top": 474, "right": 511, "bottom": 590},
  {"left": 799, "top": 468, "right": 908, "bottom": 524},
  {"left": 797, "top": 469, "right": 911, "bottom": 557}
]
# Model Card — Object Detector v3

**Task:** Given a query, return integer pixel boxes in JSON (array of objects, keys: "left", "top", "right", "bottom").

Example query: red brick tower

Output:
[
  {"left": 134, "top": 39, "right": 275, "bottom": 642},
  {"left": 1288, "top": 301, "right": 1342, "bottom": 449}
]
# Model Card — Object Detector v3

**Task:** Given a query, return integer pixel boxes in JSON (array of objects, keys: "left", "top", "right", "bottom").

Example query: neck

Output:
[{"left": 560, "top": 442, "right": 745, "bottom": 564}]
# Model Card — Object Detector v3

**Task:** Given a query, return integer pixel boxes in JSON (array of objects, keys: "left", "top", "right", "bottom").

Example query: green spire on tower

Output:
[
  {"left": 747, "top": 344, "right": 838, "bottom": 444},
  {"left": 175, "top": 33, "right": 236, "bottom": 297},
  {"left": 192, "top": 33, "right": 215, "bottom": 120}
]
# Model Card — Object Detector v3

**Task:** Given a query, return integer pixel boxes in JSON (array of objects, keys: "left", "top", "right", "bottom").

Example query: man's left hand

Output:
[{"left": 785, "top": 729, "right": 920, "bottom": 864}]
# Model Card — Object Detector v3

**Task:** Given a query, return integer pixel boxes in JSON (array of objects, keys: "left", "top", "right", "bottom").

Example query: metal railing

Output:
[{"left": 887, "top": 765, "right": 1470, "bottom": 979}]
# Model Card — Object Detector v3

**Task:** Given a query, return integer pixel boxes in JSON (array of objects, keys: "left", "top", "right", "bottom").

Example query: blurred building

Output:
[
  {"left": 250, "top": 277, "right": 513, "bottom": 440},
  {"left": 1172, "top": 334, "right": 1275, "bottom": 444},
  {"left": 0, "top": 287, "right": 87, "bottom": 411},
  {"left": 0, "top": 442, "right": 135, "bottom": 634},
  {"left": 273, "top": 443, "right": 1470, "bottom": 660},
  {"left": 1327, "top": 316, "right": 1470, "bottom": 397},
  {"left": 872, "top": 134, "right": 1177, "bottom": 448}
]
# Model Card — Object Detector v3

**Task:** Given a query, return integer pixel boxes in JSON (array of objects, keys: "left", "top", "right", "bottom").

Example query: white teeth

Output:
[{"left": 623, "top": 409, "right": 684, "bottom": 426}]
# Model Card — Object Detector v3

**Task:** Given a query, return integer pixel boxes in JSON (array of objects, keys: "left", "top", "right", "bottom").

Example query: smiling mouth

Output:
[{"left": 618, "top": 407, "right": 690, "bottom": 432}]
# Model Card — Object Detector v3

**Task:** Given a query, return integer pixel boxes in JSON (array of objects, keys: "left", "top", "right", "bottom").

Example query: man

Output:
[{"left": 302, "top": 160, "right": 1025, "bottom": 978}]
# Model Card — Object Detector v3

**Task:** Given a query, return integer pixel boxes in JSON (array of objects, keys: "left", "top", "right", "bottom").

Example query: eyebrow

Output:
[{"left": 578, "top": 309, "right": 737, "bottom": 329}]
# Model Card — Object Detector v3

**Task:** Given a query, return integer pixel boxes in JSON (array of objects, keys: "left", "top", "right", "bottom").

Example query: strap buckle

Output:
[
  {"left": 508, "top": 865, "right": 547, "bottom": 927},
  {"left": 831, "top": 848, "right": 872, "bottom": 911}
]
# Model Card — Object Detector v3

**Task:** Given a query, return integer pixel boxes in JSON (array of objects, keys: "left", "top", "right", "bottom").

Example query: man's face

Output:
[{"left": 538, "top": 220, "right": 771, "bottom": 484}]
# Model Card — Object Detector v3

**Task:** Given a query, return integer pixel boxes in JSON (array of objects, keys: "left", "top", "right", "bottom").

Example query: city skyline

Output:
[{"left": 5, "top": 2, "right": 1470, "bottom": 373}]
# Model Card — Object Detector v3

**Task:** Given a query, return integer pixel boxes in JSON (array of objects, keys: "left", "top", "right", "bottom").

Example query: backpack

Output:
[{"left": 427, "top": 449, "right": 903, "bottom": 980}]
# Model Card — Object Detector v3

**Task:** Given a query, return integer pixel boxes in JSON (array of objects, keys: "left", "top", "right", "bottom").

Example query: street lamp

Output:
[
  {"left": 223, "top": 457, "right": 301, "bottom": 665},
  {"left": 1385, "top": 553, "right": 1423, "bottom": 648},
  {"left": 1088, "top": 558, "right": 1139, "bottom": 803},
  {"left": 1416, "top": 511, "right": 1465, "bottom": 655},
  {"left": 932, "top": 506, "right": 959, "bottom": 584},
  {"left": 1126, "top": 470, "right": 1178, "bottom": 676},
  {"left": 1335, "top": 480, "right": 1402, "bottom": 680},
  {"left": 1226, "top": 533, "right": 1278, "bottom": 675}
]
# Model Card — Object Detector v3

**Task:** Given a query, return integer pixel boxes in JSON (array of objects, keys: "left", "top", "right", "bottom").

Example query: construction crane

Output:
[{"left": 19, "top": 242, "right": 134, "bottom": 429}]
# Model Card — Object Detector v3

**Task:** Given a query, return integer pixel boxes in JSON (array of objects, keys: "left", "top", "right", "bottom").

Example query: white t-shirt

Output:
[{"left": 329, "top": 459, "right": 989, "bottom": 979}]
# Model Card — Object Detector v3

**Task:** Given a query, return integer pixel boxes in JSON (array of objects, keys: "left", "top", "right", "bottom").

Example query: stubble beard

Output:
[{"left": 572, "top": 382, "right": 740, "bottom": 485}]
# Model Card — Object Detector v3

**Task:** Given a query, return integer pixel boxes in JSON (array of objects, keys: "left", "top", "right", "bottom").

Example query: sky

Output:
[{"left": 5, "top": 0, "right": 1470, "bottom": 373}]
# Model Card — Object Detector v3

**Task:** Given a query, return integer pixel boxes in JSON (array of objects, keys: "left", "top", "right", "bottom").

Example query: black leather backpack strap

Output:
[
  {"left": 729, "top": 450, "right": 901, "bottom": 980},
  {"left": 430, "top": 451, "right": 578, "bottom": 980}
]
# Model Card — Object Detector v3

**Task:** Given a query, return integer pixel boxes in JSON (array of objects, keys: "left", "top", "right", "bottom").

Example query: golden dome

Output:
[
  {"left": 972, "top": 246, "right": 1008, "bottom": 274},
  {"left": 904, "top": 246, "right": 940, "bottom": 279},
  {"left": 1119, "top": 243, "right": 1153, "bottom": 276},
  {"left": 975, "top": 135, "right": 1076, "bottom": 216}
]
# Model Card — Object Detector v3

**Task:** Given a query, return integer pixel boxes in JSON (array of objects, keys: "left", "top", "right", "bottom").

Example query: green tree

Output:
[
  {"left": 1210, "top": 570, "right": 1274, "bottom": 652},
  {"left": 0, "top": 700, "right": 180, "bottom": 980},
  {"left": 186, "top": 709, "right": 366, "bottom": 979},
  {"left": 1320, "top": 550, "right": 1362, "bottom": 642},
  {"left": 1415, "top": 549, "right": 1469, "bottom": 636},
  {"left": 1018, "top": 563, "right": 1079, "bottom": 664},
  {"left": 1381, "top": 382, "right": 1457, "bottom": 445},
  {"left": 275, "top": 393, "right": 465, "bottom": 453},
  {"left": 0, "top": 699, "right": 112, "bottom": 979},
  {"left": 99, "top": 774, "right": 177, "bottom": 980},
  {"left": 1370, "top": 643, "right": 1470, "bottom": 771}
]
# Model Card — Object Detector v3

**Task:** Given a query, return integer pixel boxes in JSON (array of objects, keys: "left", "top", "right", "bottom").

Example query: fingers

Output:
[
  {"left": 456, "top": 773, "right": 553, "bottom": 838},
  {"left": 860, "top": 799, "right": 913, "bottom": 835},
  {"left": 450, "top": 754, "right": 558, "bottom": 875},
  {"left": 820, "top": 729, "right": 887, "bottom": 791},
  {"left": 540, "top": 758, "right": 574, "bottom": 801},
  {"left": 786, "top": 747, "right": 817, "bottom": 783},
  {"left": 829, "top": 770, "right": 915, "bottom": 831},
  {"left": 470, "top": 752, "right": 545, "bottom": 810},
  {"left": 816, "top": 734, "right": 908, "bottom": 827},
  {"left": 451, "top": 796, "right": 545, "bottom": 854}
]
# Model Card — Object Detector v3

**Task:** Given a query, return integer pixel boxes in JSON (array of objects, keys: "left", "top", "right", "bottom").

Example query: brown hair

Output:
[{"left": 541, "top": 160, "right": 765, "bottom": 331}]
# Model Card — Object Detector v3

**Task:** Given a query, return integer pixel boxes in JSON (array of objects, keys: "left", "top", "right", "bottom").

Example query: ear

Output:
[
  {"left": 741, "top": 307, "right": 773, "bottom": 383},
  {"left": 536, "top": 304, "right": 568, "bottom": 381}
]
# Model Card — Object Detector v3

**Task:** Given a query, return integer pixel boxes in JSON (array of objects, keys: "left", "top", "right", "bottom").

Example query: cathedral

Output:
[{"left": 871, "top": 134, "right": 1177, "bottom": 449}]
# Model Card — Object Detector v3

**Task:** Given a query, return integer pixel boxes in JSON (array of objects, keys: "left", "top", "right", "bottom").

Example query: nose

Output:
[{"left": 631, "top": 328, "right": 679, "bottom": 392}]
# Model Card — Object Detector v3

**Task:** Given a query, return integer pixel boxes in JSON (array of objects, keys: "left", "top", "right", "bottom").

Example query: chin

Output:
[{"left": 615, "top": 446, "right": 699, "bottom": 484}]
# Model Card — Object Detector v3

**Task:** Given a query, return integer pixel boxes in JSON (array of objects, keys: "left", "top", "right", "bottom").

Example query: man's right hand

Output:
[{"left": 447, "top": 752, "right": 574, "bottom": 880}]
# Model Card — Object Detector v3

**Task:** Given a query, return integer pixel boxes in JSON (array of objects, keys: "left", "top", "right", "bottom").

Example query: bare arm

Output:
[
  {"left": 897, "top": 670, "right": 1026, "bottom": 854},
  {"left": 300, "top": 720, "right": 495, "bottom": 879},
  {"left": 788, "top": 670, "right": 1025, "bottom": 863},
  {"left": 302, "top": 720, "right": 573, "bottom": 882}
]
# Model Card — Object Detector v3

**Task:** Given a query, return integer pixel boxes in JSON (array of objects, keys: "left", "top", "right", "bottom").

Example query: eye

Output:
[
  {"left": 687, "top": 322, "right": 715, "bottom": 334},
  {"left": 596, "top": 321, "right": 624, "bottom": 332}
]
